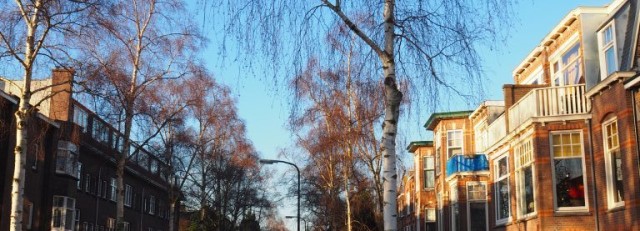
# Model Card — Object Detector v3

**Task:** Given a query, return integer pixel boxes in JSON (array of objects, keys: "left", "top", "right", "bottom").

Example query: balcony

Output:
[
  {"left": 508, "top": 84, "right": 590, "bottom": 131},
  {"left": 486, "top": 114, "right": 506, "bottom": 150}
]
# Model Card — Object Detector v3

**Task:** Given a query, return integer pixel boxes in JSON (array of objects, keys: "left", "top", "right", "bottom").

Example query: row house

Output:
[
  {"left": 0, "top": 69, "right": 176, "bottom": 231},
  {"left": 401, "top": 0, "right": 640, "bottom": 230}
]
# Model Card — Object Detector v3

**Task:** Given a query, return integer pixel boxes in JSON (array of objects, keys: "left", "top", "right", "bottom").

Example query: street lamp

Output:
[
  {"left": 260, "top": 159, "right": 301, "bottom": 231},
  {"left": 285, "top": 216, "right": 308, "bottom": 231}
]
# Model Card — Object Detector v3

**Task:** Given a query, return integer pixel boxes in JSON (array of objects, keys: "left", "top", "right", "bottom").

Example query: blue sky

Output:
[{"left": 201, "top": 0, "right": 611, "bottom": 228}]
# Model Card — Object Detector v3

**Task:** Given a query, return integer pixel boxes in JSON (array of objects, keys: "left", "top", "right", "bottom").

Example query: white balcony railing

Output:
[
  {"left": 486, "top": 114, "right": 506, "bottom": 149},
  {"left": 508, "top": 84, "right": 590, "bottom": 131}
]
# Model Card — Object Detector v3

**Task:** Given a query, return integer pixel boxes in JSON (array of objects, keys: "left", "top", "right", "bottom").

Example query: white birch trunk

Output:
[
  {"left": 9, "top": 2, "right": 40, "bottom": 229},
  {"left": 381, "top": 0, "right": 400, "bottom": 230}
]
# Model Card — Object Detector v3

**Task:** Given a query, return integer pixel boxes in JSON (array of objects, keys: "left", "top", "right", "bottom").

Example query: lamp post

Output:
[
  {"left": 260, "top": 159, "right": 301, "bottom": 231},
  {"left": 285, "top": 216, "right": 308, "bottom": 231}
]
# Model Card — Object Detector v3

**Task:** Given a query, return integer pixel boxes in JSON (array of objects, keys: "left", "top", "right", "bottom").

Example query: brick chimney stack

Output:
[{"left": 49, "top": 67, "right": 75, "bottom": 121}]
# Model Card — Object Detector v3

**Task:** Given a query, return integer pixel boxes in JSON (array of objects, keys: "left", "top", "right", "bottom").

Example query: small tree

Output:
[{"left": 74, "top": 0, "right": 201, "bottom": 229}]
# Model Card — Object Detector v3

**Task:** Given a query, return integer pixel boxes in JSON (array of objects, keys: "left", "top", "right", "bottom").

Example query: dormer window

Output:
[{"left": 598, "top": 21, "right": 617, "bottom": 79}]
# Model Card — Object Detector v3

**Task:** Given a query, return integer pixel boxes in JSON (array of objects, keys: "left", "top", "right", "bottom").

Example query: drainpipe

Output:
[
  {"left": 140, "top": 187, "right": 145, "bottom": 231},
  {"left": 631, "top": 89, "right": 640, "bottom": 188},
  {"left": 95, "top": 167, "right": 102, "bottom": 227},
  {"left": 587, "top": 119, "right": 599, "bottom": 231}
]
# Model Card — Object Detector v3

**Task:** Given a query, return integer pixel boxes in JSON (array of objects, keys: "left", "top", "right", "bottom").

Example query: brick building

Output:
[
  {"left": 401, "top": 0, "right": 640, "bottom": 230},
  {"left": 0, "top": 69, "right": 176, "bottom": 231}
]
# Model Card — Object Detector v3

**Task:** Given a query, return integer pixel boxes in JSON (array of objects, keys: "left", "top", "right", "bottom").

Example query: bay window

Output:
[
  {"left": 56, "top": 141, "right": 79, "bottom": 177},
  {"left": 603, "top": 119, "right": 624, "bottom": 208},
  {"left": 515, "top": 139, "right": 536, "bottom": 216},
  {"left": 494, "top": 155, "right": 510, "bottom": 223},
  {"left": 551, "top": 131, "right": 587, "bottom": 211}
]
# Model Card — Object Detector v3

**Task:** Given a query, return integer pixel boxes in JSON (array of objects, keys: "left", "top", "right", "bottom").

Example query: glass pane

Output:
[
  {"left": 605, "top": 48, "right": 616, "bottom": 76},
  {"left": 65, "top": 209, "right": 74, "bottom": 229},
  {"left": 523, "top": 166, "right": 535, "bottom": 214},
  {"left": 497, "top": 179, "right": 510, "bottom": 219},
  {"left": 469, "top": 202, "right": 487, "bottom": 231},
  {"left": 604, "top": 26, "right": 613, "bottom": 44},
  {"left": 554, "top": 158, "right": 585, "bottom": 207},
  {"left": 498, "top": 158, "right": 508, "bottom": 177},
  {"left": 612, "top": 150, "right": 624, "bottom": 202}
]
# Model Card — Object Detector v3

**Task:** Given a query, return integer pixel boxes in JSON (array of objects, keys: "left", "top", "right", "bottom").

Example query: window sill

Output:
[
  {"left": 607, "top": 204, "right": 625, "bottom": 213},
  {"left": 554, "top": 210, "right": 590, "bottom": 216},
  {"left": 518, "top": 213, "right": 538, "bottom": 222}
]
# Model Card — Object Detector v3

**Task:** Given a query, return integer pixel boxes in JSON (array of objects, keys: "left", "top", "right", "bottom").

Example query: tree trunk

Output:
[
  {"left": 9, "top": 10, "right": 38, "bottom": 231},
  {"left": 381, "top": 0, "right": 401, "bottom": 230},
  {"left": 169, "top": 199, "right": 177, "bottom": 231}
]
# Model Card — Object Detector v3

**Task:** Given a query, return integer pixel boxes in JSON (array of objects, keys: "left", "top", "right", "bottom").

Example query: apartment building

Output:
[
  {"left": 0, "top": 69, "right": 175, "bottom": 231},
  {"left": 401, "top": 0, "right": 640, "bottom": 230}
]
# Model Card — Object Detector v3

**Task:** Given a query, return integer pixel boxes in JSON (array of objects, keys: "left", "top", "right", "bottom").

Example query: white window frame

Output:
[
  {"left": 24, "top": 200, "right": 34, "bottom": 229},
  {"left": 76, "top": 163, "right": 82, "bottom": 190},
  {"left": 550, "top": 130, "right": 589, "bottom": 212},
  {"left": 598, "top": 20, "right": 618, "bottom": 79},
  {"left": 149, "top": 195, "right": 156, "bottom": 215},
  {"left": 110, "top": 178, "right": 117, "bottom": 202},
  {"left": 549, "top": 34, "right": 581, "bottom": 86},
  {"left": 51, "top": 196, "right": 76, "bottom": 231},
  {"left": 449, "top": 180, "right": 458, "bottom": 231},
  {"left": 423, "top": 156, "right": 435, "bottom": 190},
  {"left": 447, "top": 130, "right": 463, "bottom": 158},
  {"left": 466, "top": 181, "right": 488, "bottom": 231},
  {"left": 494, "top": 154, "right": 511, "bottom": 225},
  {"left": 435, "top": 132, "right": 441, "bottom": 176},
  {"left": 522, "top": 66, "right": 544, "bottom": 85},
  {"left": 603, "top": 118, "right": 624, "bottom": 209},
  {"left": 515, "top": 139, "right": 537, "bottom": 218},
  {"left": 125, "top": 184, "right": 133, "bottom": 207},
  {"left": 107, "top": 217, "right": 115, "bottom": 231},
  {"left": 73, "top": 105, "right": 88, "bottom": 132}
]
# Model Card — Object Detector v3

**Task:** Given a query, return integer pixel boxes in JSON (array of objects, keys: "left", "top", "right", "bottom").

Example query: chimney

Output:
[{"left": 49, "top": 67, "right": 75, "bottom": 121}]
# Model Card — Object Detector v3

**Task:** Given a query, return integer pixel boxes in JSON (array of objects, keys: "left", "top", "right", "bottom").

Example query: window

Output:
[
  {"left": 447, "top": 130, "right": 463, "bottom": 158},
  {"left": 149, "top": 195, "right": 156, "bottom": 215},
  {"left": 91, "top": 119, "right": 110, "bottom": 143},
  {"left": 435, "top": 133, "right": 441, "bottom": 176},
  {"left": 523, "top": 67, "right": 544, "bottom": 85},
  {"left": 150, "top": 159, "right": 158, "bottom": 174},
  {"left": 551, "top": 41, "right": 582, "bottom": 86},
  {"left": 76, "top": 163, "right": 83, "bottom": 190},
  {"left": 551, "top": 131, "right": 587, "bottom": 211},
  {"left": 449, "top": 181, "right": 459, "bottom": 231},
  {"left": 599, "top": 22, "right": 618, "bottom": 78},
  {"left": 423, "top": 156, "right": 435, "bottom": 189},
  {"left": 494, "top": 155, "right": 510, "bottom": 223},
  {"left": 436, "top": 193, "right": 443, "bottom": 231},
  {"left": 123, "top": 222, "right": 130, "bottom": 231},
  {"left": 51, "top": 196, "right": 76, "bottom": 231},
  {"left": 24, "top": 200, "right": 33, "bottom": 229},
  {"left": 32, "top": 142, "right": 39, "bottom": 170},
  {"left": 125, "top": 184, "right": 133, "bottom": 207},
  {"left": 425, "top": 208, "right": 436, "bottom": 231},
  {"left": 84, "top": 173, "right": 91, "bottom": 192},
  {"left": 110, "top": 178, "right": 117, "bottom": 201},
  {"left": 102, "top": 180, "right": 108, "bottom": 198},
  {"left": 467, "top": 182, "right": 487, "bottom": 231},
  {"left": 56, "top": 141, "right": 79, "bottom": 177},
  {"left": 83, "top": 222, "right": 89, "bottom": 231},
  {"left": 515, "top": 139, "right": 536, "bottom": 217},
  {"left": 107, "top": 218, "right": 115, "bottom": 231},
  {"left": 73, "top": 106, "right": 88, "bottom": 132},
  {"left": 603, "top": 119, "right": 624, "bottom": 208},
  {"left": 75, "top": 209, "right": 80, "bottom": 231}
]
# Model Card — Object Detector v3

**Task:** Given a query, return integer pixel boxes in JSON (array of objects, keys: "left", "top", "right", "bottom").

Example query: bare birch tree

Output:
[
  {"left": 73, "top": 0, "right": 200, "bottom": 230},
  {"left": 0, "top": 1, "right": 92, "bottom": 230},
  {"left": 216, "top": 0, "right": 512, "bottom": 228}
]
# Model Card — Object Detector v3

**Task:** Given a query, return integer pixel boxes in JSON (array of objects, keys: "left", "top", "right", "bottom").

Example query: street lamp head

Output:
[
  {"left": 259, "top": 159, "right": 277, "bottom": 164},
  {"left": 285, "top": 216, "right": 297, "bottom": 219}
]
